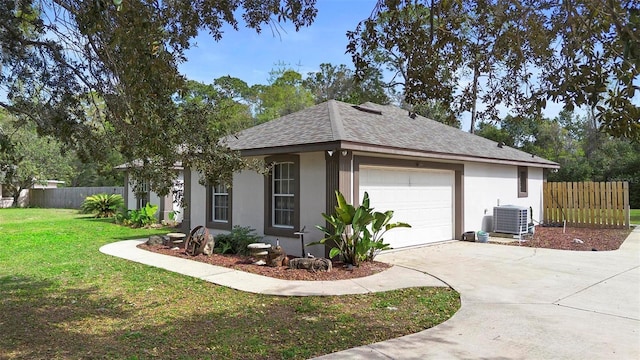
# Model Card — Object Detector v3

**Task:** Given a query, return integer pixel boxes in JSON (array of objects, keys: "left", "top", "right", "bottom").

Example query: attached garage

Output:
[
  {"left": 359, "top": 166, "right": 455, "bottom": 249},
  {"left": 203, "top": 100, "right": 558, "bottom": 258}
]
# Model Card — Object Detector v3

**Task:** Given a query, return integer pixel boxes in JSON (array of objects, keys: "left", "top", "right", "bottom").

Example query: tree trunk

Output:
[
  {"left": 11, "top": 189, "right": 21, "bottom": 208},
  {"left": 469, "top": 65, "right": 480, "bottom": 134}
]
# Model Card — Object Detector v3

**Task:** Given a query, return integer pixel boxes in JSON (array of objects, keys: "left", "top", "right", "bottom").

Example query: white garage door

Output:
[{"left": 359, "top": 166, "right": 454, "bottom": 248}]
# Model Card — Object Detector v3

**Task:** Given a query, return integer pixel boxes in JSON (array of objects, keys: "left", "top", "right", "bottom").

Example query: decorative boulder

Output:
[
  {"left": 288, "top": 258, "right": 332, "bottom": 272},
  {"left": 266, "top": 245, "right": 287, "bottom": 267},
  {"left": 146, "top": 235, "right": 165, "bottom": 246},
  {"left": 200, "top": 234, "right": 214, "bottom": 256},
  {"left": 189, "top": 234, "right": 214, "bottom": 256}
]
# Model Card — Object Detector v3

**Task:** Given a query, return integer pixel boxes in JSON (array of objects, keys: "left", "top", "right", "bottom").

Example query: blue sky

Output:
[
  {"left": 179, "top": 0, "right": 379, "bottom": 86},
  {"left": 176, "top": 0, "right": 601, "bottom": 131}
]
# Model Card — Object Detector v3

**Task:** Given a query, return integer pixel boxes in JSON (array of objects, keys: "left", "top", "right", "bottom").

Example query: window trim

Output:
[
  {"left": 264, "top": 154, "right": 300, "bottom": 237},
  {"left": 206, "top": 183, "right": 232, "bottom": 230},
  {"left": 272, "top": 162, "right": 295, "bottom": 229},
  {"left": 518, "top": 166, "right": 528, "bottom": 198},
  {"left": 136, "top": 179, "right": 150, "bottom": 209}
]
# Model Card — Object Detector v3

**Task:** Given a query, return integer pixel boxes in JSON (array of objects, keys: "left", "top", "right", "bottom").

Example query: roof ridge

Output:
[{"left": 327, "top": 100, "right": 346, "bottom": 141}]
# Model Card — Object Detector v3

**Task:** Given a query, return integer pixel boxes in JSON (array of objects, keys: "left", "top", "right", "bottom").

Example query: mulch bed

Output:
[
  {"left": 492, "top": 226, "right": 633, "bottom": 251},
  {"left": 138, "top": 226, "right": 634, "bottom": 281},
  {"left": 137, "top": 243, "right": 391, "bottom": 281}
]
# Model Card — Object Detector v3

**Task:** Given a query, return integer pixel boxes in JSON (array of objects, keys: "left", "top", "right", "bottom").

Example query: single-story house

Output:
[
  {"left": 183, "top": 100, "right": 559, "bottom": 257},
  {"left": 116, "top": 161, "right": 184, "bottom": 223}
]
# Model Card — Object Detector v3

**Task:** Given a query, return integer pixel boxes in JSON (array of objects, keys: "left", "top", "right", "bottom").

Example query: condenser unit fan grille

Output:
[{"left": 493, "top": 206, "right": 529, "bottom": 235}]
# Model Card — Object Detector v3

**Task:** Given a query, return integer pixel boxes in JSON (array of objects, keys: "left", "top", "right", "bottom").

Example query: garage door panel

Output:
[{"left": 360, "top": 166, "right": 454, "bottom": 248}]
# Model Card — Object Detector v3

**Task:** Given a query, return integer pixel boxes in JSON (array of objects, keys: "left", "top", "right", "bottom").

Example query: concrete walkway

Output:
[
  {"left": 316, "top": 227, "right": 640, "bottom": 360},
  {"left": 100, "top": 228, "right": 640, "bottom": 359},
  {"left": 99, "top": 240, "right": 446, "bottom": 296}
]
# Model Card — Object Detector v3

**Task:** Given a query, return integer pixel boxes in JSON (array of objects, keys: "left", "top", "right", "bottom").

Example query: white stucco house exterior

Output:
[
  {"left": 182, "top": 100, "right": 559, "bottom": 257},
  {"left": 116, "top": 162, "right": 184, "bottom": 223}
]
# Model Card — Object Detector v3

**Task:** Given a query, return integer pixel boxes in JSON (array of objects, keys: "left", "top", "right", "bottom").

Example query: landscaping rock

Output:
[
  {"left": 147, "top": 235, "right": 165, "bottom": 246},
  {"left": 288, "top": 258, "right": 332, "bottom": 272},
  {"left": 266, "top": 245, "right": 287, "bottom": 267},
  {"left": 201, "top": 234, "right": 214, "bottom": 256}
]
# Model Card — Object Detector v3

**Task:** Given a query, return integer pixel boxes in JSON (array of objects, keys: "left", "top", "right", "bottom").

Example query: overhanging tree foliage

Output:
[
  {"left": 176, "top": 79, "right": 255, "bottom": 187},
  {"left": 0, "top": 0, "right": 317, "bottom": 195},
  {"left": 347, "top": 2, "right": 463, "bottom": 126},
  {"left": 348, "top": 0, "right": 639, "bottom": 139}
]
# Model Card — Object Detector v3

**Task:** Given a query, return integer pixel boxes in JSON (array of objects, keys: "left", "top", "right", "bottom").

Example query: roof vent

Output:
[
  {"left": 352, "top": 105, "right": 382, "bottom": 115},
  {"left": 497, "top": 142, "right": 504, "bottom": 148}
]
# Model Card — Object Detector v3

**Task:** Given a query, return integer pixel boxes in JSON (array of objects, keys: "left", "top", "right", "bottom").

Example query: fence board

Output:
[
  {"left": 623, "top": 182, "right": 630, "bottom": 226},
  {"left": 594, "top": 182, "right": 601, "bottom": 226},
  {"left": 606, "top": 182, "right": 613, "bottom": 227},
  {"left": 600, "top": 182, "right": 606, "bottom": 226},
  {"left": 543, "top": 181, "right": 629, "bottom": 229},
  {"left": 29, "top": 187, "right": 124, "bottom": 209},
  {"left": 612, "top": 182, "right": 617, "bottom": 227},
  {"left": 589, "top": 181, "right": 596, "bottom": 227},
  {"left": 562, "top": 183, "right": 576, "bottom": 224},
  {"left": 579, "top": 182, "right": 584, "bottom": 225},
  {"left": 618, "top": 181, "right": 624, "bottom": 226}
]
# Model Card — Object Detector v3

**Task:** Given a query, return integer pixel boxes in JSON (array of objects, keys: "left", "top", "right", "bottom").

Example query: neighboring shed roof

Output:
[{"left": 226, "top": 100, "right": 558, "bottom": 168}]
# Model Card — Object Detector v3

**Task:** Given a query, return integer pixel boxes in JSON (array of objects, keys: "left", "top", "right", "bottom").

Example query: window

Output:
[
  {"left": 265, "top": 155, "right": 299, "bottom": 236},
  {"left": 518, "top": 166, "right": 528, "bottom": 198},
  {"left": 136, "top": 180, "right": 150, "bottom": 209},
  {"left": 273, "top": 162, "right": 295, "bottom": 228},
  {"left": 206, "top": 183, "right": 232, "bottom": 230}
]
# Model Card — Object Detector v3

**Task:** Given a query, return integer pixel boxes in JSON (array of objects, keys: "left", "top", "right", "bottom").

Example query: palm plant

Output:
[{"left": 81, "top": 193, "right": 124, "bottom": 218}]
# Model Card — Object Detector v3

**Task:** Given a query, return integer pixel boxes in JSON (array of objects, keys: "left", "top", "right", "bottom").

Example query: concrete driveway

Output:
[{"left": 316, "top": 227, "right": 640, "bottom": 359}]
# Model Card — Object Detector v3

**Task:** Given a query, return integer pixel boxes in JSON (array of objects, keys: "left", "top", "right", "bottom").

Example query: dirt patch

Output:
[
  {"left": 138, "top": 243, "right": 391, "bottom": 281},
  {"left": 492, "top": 226, "right": 633, "bottom": 251}
]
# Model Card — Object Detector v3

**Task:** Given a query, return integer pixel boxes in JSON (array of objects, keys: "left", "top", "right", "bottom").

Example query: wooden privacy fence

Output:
[
  {"left": 29, "top": 186, "right": 124, "bottom": 209},
  {"left": 543, "top": 181, "right": 630, "bottom": 228}
]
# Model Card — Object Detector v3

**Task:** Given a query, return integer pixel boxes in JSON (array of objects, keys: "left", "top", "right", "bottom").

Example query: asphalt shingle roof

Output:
[{"left": 225, "top": 100, "right": 558, "bottom": 167}]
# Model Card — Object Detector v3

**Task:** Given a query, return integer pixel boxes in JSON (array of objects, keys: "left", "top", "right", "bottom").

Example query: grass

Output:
[
  {"left": 631, "top": 209, "right": 640, "bottom": 224},
  {"left": 0, "top": 208, "right": 460, "bottom": 359}
]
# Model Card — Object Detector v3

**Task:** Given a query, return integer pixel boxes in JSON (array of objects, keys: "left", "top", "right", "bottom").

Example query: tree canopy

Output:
[
  {"left": 252, "top": 67, "right": 315, "bottom": 123},
  {"left": 476, "top": 111, "right": 640, "bottom": 207},
  {"left": 0, "top": 0, "right": 317, "bottom": 195},
  {"left": 348, "top": 0, "right": 639, "bottom": 139},
  {"left": 303, "top": 63, "right": 391, "bottom": 105},
  {"left": 0, "top": 111, "right": 76, "bottom": 205}
]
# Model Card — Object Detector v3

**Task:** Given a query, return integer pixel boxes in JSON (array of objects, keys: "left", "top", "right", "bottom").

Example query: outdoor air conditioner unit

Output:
[{"left": 493, "top": 205, "right": 529, "bottom": 236}]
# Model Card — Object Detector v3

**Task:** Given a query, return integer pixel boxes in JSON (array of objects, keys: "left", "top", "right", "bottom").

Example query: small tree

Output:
[{"left": 313, "top": 191, "right": 411, "bottom": 266}]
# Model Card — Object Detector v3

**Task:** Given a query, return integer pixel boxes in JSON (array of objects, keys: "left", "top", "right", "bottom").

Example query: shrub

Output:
[
  {"left": 128, "top": 204, "right": 158, "bottom": 227},
  {"left": 313, "top": 191, "right": 411, "bottom": 266},
  {"left": 114, "top": 206, "right": 129, "bottom": 225},
  {"left": 214, "top": 226, "right": 262, "bottom": 255},
  {"left": 114, "top": 204, "right": 158, "bottom": 227},
  {"left": 81, "top": 193, "right": 124, "bottom": 218}
]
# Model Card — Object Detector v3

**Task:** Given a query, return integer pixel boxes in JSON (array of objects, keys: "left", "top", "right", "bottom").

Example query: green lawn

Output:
[
  {"left": 631, "top": 209, "right": 640, "bottom": 224},
  {"left": 0, "top": 208, "right": 459, "bottom": 359}
]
